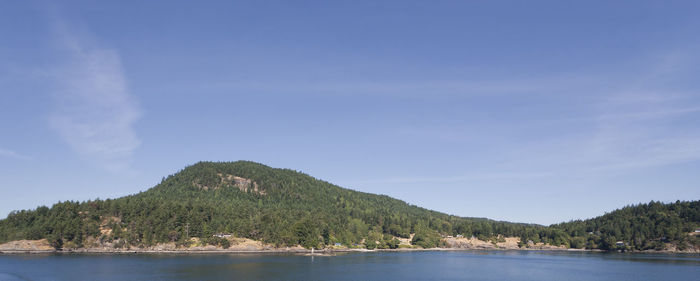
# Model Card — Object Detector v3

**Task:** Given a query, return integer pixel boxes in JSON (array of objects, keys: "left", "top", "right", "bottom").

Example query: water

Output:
[{"left": 0, "top": 251, "right": 698, "bottom": 280}]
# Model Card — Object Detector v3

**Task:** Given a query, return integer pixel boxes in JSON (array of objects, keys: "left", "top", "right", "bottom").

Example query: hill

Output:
[
  {"left": 0, "top": 161, "right": 697, "bottom": 252},
  {"left": 553, "top": 201, "right": 700, "bottom": 251}
]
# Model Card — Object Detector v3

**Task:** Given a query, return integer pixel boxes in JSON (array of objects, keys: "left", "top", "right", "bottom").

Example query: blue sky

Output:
[{"left": 1, "top": 0, "right": 699, "bottom": 225}]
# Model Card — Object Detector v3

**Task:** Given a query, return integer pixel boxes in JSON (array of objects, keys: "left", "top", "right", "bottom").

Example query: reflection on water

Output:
[
  {"left": 0, "top": 251, "right": 698, "bottom": 281},
  {"left": 599, "top": 253, "right": 700, "bottom": 265}
]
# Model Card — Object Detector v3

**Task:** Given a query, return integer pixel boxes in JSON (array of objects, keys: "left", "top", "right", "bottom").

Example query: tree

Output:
[
  {"left": 47, "top": 233, "right": 63, "bottom": 250},
  {"left": 294, "top": 218, "right": 319, "bottom": 249}
]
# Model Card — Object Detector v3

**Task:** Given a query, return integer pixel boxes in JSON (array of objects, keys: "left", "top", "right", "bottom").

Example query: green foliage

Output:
[
  {"left": 220, "top": 238, "right": 231, "bottom": 249},
  {"left": 47, "top": 233, "right": 63, "bottom": 250},
  {"left": 383, "top": 237, "right": 401, "bottom": 249},
  {"left": 387, "top": 224, "right": 410, "bottom": 238},
  {"left": 293, "top": 218, "right": 320, "bottom": 249},
  {"left": 0, "top": 161, "right": 696, "bottom": 252},
  {"left": 411, "top": 228, "right": 441, "bottom": 248},
  {"left": 569, "top": 237, "right": 586, "bottom": 249},
  {"left": 207, "top": 237, "right": 231, "bottom": 249},
  {"left": 551, "top": 200, "right": 700, "bottom": 251}
]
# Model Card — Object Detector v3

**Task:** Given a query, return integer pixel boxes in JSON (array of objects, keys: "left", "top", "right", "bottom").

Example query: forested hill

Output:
[
  {"left": 552, "top": 201, "right": 700, "bottom": 251},
  {"left": 0, "top": 161, "right": 541, "bottom": 249},
  {"left": 0, "top": 161, "right": 698, "bottom": 252}
]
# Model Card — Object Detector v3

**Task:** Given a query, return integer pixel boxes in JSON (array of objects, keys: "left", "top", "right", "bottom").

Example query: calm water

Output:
[{"left": 0, "top": 251, "right": 698, "bottom": 281}]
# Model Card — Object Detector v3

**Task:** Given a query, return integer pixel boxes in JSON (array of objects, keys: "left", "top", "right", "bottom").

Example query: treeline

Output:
[{"left": 0, "top": 161, "right": 697, "bottom": 251}]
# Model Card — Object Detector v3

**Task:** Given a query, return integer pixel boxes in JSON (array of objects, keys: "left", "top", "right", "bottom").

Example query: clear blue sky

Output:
[{"left": 1, "top": 0, "right": 699, "bottom": 225}]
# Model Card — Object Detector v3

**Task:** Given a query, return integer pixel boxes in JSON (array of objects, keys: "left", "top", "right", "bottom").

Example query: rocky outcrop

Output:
[{"left": 193, "top": 173, "right": 265, "bottom": 195}]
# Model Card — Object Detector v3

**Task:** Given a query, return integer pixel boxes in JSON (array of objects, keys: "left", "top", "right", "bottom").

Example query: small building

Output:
[
  {"left": 695, "top": 228, "right": 700, "bottom": 233},
  {"left": 615, "top": 241, "right": 625, "bottom": 247},
  {"left": 334, "top": 243, "right": 342, "bottom": 246},
  {"left": 455, "top": 234, "right": 464, "bottom": 238},
  {"left": 213, "top": 233, "right": 232, "bottom": 238}
]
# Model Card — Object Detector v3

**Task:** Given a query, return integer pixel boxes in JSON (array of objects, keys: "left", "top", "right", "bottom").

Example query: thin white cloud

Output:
[
  {"left": 345, "top": 172, "right": 552, "bottom": 185},
  {"left": 583, "top": 92, "right": 700, "bottom": 171},
  {"left": 187, "top": 73, "right": 598, "bottom": 100},
  {"left": 596, "top": 105, "right": 700, "bottom": 121},
  {"left": 349, "top": 52, "right": 700, "bottom": 186},
  {"left": 48, "top": 22, "right": 141, "bottom": 173},
  {"left": 0, "top": 148, "right": 31, "bottom": 161},
  {"left": 579, "top": 50, "right": 700, "bottom": 171}
]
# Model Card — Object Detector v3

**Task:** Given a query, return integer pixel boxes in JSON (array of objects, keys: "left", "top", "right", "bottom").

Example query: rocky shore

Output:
[{"left": 2, "top": 236, "right": 696, "bottom": 254}]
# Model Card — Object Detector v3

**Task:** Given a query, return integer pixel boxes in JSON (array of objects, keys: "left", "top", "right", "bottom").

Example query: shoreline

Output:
[
  {"left": 3, "top": 247, "right": 695, "bottom": 255},
  {"left": 2, "top": 237, "right": 696, "bottom": 255}
]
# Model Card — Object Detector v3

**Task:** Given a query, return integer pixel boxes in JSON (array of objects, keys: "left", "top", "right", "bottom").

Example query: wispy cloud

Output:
[
  {"left": 580, "top": 51, "right": 700, "bottom": 171},
  {"left": 189, "top": 73, "right": 599, "bottom": 100},
  {"left": 345, "top": 172, "right": 552, "bottom": 185},
  {"left": 48, "top": 22, "right": 141, "bottom": 173},
  {"left": 349, "top": 52, "right": 700, "bottom": 185},
  {"left": 0, "top": 148, "right": 31, "bottom": 161},
  {"left": 584, "top": 92, "right": 700, "bottom": 171}
]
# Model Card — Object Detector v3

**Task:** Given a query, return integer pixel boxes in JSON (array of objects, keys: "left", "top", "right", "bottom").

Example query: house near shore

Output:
[
  {"left": 213, "top": 233, "right": 232, "bottom": 238},
  {"left": 695, "top": 228, "right": 700, "bottom": 233},
  {"left": 334, "top": 243, "right": 342, "bottom": 246},
  {"left": 616, "top": 241, "right": 625, "bottom": 247}
]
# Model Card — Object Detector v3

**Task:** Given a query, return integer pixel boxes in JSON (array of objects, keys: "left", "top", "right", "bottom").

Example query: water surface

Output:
[{"left": 0, "top": 251, "right": 698, "bottom": 280}]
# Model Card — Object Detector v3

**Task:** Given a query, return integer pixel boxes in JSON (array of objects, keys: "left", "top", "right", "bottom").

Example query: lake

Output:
[{"left": 1, "top": 251, "right": 698, "bottom": 280}]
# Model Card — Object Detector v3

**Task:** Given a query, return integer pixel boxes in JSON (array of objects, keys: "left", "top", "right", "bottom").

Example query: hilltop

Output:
[{"left": 0, "top": 161, "right": 697, "bottom": 252}]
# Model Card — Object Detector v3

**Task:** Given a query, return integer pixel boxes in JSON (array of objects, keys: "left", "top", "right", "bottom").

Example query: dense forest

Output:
[
  {"left": 553, "top": 201, "right": 699, "bottom": 251},
  {"left": 0, "top": 161, "right": 698, "bottom": 251}
]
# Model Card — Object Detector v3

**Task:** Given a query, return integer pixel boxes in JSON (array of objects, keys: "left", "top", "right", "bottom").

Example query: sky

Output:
[{"left": 1, "top": 0, "right": 699, "bottom": 225}]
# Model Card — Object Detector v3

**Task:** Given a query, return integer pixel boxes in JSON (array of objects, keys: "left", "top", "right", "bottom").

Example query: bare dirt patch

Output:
[
  {"left": 396, "top": 234, "right": 414, "bottom": 246},
  {"left": 444, "top": 236, "right": 522, "bottom": 250},
  {"left": 0, "top": 239, "right": 54, "bottom": 251}
]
